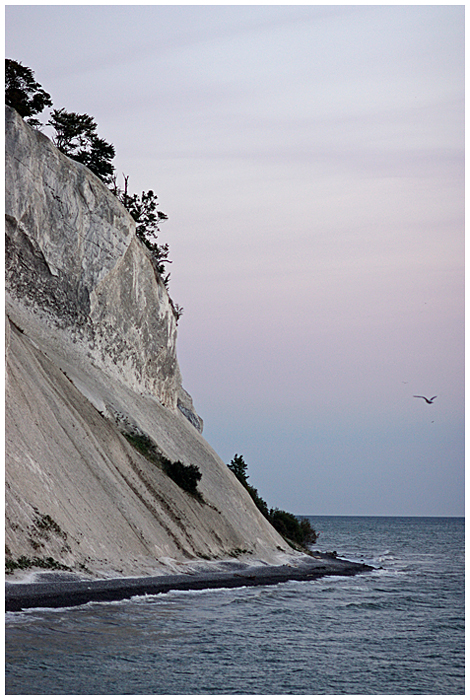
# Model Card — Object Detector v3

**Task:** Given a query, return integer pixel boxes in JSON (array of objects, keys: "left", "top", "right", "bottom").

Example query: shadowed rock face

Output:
[{"left": 5, "top": 107, "right": 292, "bottom": 578}]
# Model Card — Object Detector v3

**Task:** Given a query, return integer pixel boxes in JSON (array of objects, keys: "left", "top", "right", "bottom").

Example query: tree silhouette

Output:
[
  {"left": 5, "top": 59, "right": 52, "bottom": 127},
  {"left": 228, "top": 454, "right": 249, "bottom": 486},
  {"left": 112, "top": 175, "right": 173, "bottom": 287},
  {"left": 48, "top": 108, "right": 115, "bottom": 184},
  {"left": 227, "top": 454, "right": 318, "bottom": 547},
  {"left": 7, "top": 60, "right": 182, "bottom": 320},
  {"left": 228, "top": 454, "right": 270, "bottom": 519}
]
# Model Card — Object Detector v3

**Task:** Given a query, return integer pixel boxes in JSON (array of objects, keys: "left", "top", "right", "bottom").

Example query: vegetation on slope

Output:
[
  {"left": 5, "top": 58, "right": 181, "bottom": 319},
  {"left": 5, "top": 58, "right": 52, "bottom": 128},
  {"left": 5, "top": 59, "right": 316, "bottom": 564},
  {"left": 5, "top": 554, "right": 72, "bottom": 575},
  {"left": 122, "top": 431, "right": 203, "bottom": 501},
  {"left": 228, "top": 454, "right": 318, "bottom": 550}
]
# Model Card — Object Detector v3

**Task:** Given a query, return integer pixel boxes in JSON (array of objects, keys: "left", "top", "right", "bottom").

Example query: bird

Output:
[{"left": 413, "top": 395, "right": 437, "bottom": 404}]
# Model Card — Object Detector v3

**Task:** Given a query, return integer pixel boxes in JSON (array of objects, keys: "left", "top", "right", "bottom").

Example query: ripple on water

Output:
[{"left": 5, "top": 517, "right": 464, "bottom": 695}]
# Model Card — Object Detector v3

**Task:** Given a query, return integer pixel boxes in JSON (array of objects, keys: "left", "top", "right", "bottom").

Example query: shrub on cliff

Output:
[
  {"left": 161, "top": 457, "right": 202, "bottom": 499},
  {"left": 5, "top": 58, "right": 52, "bottom": 127},
  {"left": 269, "top": 509, "right": 317, "bottom": 547},
  {"left": 227, "top": 454, "right": 318, "bottom": 548},
  {"left": 122, "top": 431, "right": 202, "bottom": 499},
  {"left": 5, "top": 555, "right": 71, "bottom": 575},
  {"left": 111, "top": 175, "right": 174, "bottom": 290},
  {"left": 246, "top": 483, "right": 270, "bottom": 521}
]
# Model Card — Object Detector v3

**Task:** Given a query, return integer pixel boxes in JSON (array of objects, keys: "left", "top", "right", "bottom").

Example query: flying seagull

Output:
[{"left": 413, "top": 395, "right": 437, "bottom": 404}]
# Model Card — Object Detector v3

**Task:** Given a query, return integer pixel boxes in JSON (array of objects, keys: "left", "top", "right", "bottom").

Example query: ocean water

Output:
[{"left": 5, "top": 516, "right": 464, "bottom": 695}]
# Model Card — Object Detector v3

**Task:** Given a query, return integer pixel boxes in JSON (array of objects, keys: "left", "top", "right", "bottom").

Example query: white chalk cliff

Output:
[{"left": 5, "top": 106, "right": 292, "bottom": 578}]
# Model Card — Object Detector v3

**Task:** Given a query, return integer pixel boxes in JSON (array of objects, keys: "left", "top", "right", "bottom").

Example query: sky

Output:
[{"left": 5, "top": 4, "right": 464, "bottom": 517}]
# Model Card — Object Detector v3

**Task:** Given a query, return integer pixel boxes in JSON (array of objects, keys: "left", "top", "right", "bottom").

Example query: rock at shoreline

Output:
[{"left": 6, "top": 555, "right": 374, "bottom": 612}]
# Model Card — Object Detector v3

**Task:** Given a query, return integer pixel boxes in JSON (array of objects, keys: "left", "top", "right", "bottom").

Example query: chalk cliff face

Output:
[{"left": 5, "top": 106, "right": 292, "bottom": 577}]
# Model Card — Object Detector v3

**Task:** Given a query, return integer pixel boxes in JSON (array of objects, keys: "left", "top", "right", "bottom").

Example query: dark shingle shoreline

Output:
[{"left": 5, "top": 553, "right": 373, "bottom": 612}]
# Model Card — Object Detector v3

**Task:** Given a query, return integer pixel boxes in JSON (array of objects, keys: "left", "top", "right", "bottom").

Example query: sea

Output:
[{"left": 5, "top": 516, "right": 464, "bottom": 695}]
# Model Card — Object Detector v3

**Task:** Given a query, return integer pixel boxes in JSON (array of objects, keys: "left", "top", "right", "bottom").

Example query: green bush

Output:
[
  {"left": 299, "top": 517, "right": 318, "bottom": 546},
  {"left": 34, "top": 513, "right": 67, "bottom": 538},
  {"left": 270, "top": 509, "right": 301, "bottom": 541},
  {"left": 122, "top": 431, "right": 202, "bottom": 499},
  {"left": 227, "top": 454, "right": 318, "bottom": 549},
  {"left": 111, "top": 176, "right": 177, "bottom": 300},
  {"left": 48, "top": 108, "right": 116, "bottom": 184},
  {"left": 228, "top": 454, "right": 249, "bottom": 486},
  {"left": 161, "top": 457, "right": 202, "bottom": 498},
  {"left": 269, "top": 509, "right": 317, "bottom": 547}
]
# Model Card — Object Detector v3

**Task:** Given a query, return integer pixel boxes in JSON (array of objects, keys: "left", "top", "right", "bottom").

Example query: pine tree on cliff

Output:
[
  {"left": 228, "top": 454, "right": 250, "bottom": 487},
  {"left": 227, "top": 454, "right": 318, "bottom": 547},
  {"left": 5, "top": 58, "right": 52, "bottom": 128},
  {"left": 5, "top": 59, "right": 182, "bottom": 321},
  {"left": 48, "top": 108, "right": 115, "bottom": 185}
]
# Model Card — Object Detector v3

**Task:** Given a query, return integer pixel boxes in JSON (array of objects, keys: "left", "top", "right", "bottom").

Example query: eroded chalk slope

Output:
[{"left": 5, "top": 107, "right": 292, "bottom": 577}]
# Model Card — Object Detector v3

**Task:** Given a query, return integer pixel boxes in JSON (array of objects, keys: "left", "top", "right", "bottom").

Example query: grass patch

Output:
[
  {"left": 6, "top": 555, "right": 72, "bottom": 575},
  {"left": 122, "top": 431, "right": 158, "bottom": 461},
  {"left": 34, "top": 513, "right": 67, "bottom": 539}
]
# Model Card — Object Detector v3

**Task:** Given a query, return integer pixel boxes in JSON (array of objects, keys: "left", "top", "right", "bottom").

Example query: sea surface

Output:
[{"left": 5, "top": 516, "right": 464, "bottom": 695}]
